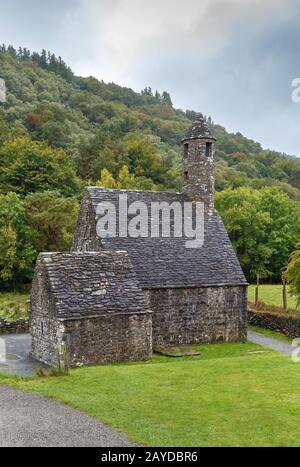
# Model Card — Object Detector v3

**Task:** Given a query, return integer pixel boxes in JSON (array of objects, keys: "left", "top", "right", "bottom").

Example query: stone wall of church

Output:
[
  {"left": 30, "top": 252, "right": 153, "bottom": 368},
  {"left": 30, "top": 261, "right": 62, "bottom": 367},
  {"left": 182, "top": 138, "right": 216, "bottom": 214},
  {"left": 62, "top": 312, "right": 152, "bottom": 367},
  {"left": 144, "top": 285, "right": 247, "bottom": 349},
  {"left": 72, "top": 194, "right": 102, "bottom": 252}
]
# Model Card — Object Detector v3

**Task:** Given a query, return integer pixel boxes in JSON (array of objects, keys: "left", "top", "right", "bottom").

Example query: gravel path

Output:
[
  {"left": 248, "top": 330, "right": 293, "bottom": 356},
  {"left": 0, "top": 385, "right": 135, "bottom": 447}
]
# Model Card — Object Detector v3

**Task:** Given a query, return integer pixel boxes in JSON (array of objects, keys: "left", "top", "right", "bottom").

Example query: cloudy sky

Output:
[{"left": 0, "top": 0, "right": 300, "bottom": 156}]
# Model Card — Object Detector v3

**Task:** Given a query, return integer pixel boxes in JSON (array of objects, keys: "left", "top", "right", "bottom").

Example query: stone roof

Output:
[
  {"left": 183, "top": 118, "right": 215, "bottom": 141},
  {"left": 36, "top": 252, "right": 150, "bottom": 319},
  {"left": 72, "top": 188, "right": 247, "bottom": 289}
]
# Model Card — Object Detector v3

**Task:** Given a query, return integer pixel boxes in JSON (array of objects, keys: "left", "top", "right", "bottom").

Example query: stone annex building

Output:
[{"left": 30, "top": 118, "right": 248, "bottom": 368}]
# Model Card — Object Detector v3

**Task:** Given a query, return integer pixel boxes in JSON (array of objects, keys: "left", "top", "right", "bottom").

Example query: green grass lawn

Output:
[
  {"left": 0, "top": 292, "right": 29, "bottom": 320},
  {"left": 248, "top": 284, "right": 298, "bottom": 311},
  {"left": 1, "top": 341, "right": 300, "bottom": 447}
]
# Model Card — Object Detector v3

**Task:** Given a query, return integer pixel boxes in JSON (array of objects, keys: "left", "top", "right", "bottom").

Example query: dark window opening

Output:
[
  {"left": 184, "top": 171, "right": 189, "bottom": 181},
  {"left": 205, "top": 142, "right": 212, "bottom": 157},
  {"left": 184, "top": 143, "right": 189, "bottom": 158}
]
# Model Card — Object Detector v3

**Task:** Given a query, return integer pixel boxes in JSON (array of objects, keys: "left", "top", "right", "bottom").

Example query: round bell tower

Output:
[{"left": 182, "top": 117, "right": 216, "bottom": 215}]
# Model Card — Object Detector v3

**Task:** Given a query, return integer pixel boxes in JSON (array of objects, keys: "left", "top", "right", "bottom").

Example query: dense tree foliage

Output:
[
  {"left": 0, "top": 137, "right": 81, "bottom": 197},
  {"left": 286, "top": 243, "right": 300, "bottom": 307},
  {"left": 216, "top": 187, "right": 300, "bottom": 281},
  {"left": 25, "top": 191, "right": 79, "bottom": 252},
  {"left": 0, "top": 45, "right": 299, "bottom": 195},
  {"left": 0, "top": 44, "right": 299, "bottom": 288},
  {"left": 0, "top": 192, "right": 36, "bottom": 285}
]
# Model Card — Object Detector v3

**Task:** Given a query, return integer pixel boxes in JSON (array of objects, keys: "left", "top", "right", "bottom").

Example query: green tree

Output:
[
  {"left": 258, "top": 187, "right": 300, "bottom": 276},
  {"left": 1, "top": 44, "right": 299, "bottom": 197},
  {"left": 117, "top": 166, "right": 137, "bottom": 190},
  {"left": 216, "top": 188, "right": 273, "bottom": 278},
  {"left": 0, "top": 137, "right": 81, "bottom": 197},
  {"left": 97, "top": 168, "right": 116, "bottom": 189},
  {"left": 25, "top": 191, "right": 79, "bottom": 252},
  {"left": 0, "top": 226, "right": 17, "bottom": 282},
  {"left": 0, "top": 192, "right": 36, "bottom": 287},
  {"left": 124, "top": 133, "right": 167, "bottom": 184},
  {"left": 215, "top": 187, "right": 299, "bottom": 281},
  {"left": 286, "top": 242, "right": 300, "bottom": 308}
]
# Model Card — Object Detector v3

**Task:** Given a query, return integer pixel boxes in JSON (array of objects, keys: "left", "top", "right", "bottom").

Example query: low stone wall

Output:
[
  {"left": 0, "top": 317, "right": 29, "bottom": 335},
  {"left": 248, "top": 308, "right": 300, "bottom": 338}
]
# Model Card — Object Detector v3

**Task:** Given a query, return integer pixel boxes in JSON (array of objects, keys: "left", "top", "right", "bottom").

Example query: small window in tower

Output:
[
  {"left": 184, "top": 171, "right": 189, "bottom": 181},
  {"left": 184, "top": 143, "right": 189, "bottom": 158},
  {"left": 206, "top": 142, "right": 212, "bottom": 157}
]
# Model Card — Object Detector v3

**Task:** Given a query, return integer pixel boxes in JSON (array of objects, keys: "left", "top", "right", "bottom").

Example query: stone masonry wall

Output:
[
  {"left": 0, "top": 317, "right": 29, "bottom": 335},
  {"left": 30, "top": 260, "right": 62, "bottom": 367},
  {"left": 62, "top": 312, "right": 152, "bottom": 366},
  {"left": 72, "top": 193, "right": 102, "bottom": 252},
  {"left": 145, "top": 285, "right": 247, "bottom": 349},
  {"left": 182, "top": 138, "right": 216, "bottom": 215},
  {"left": 248, "top": 308, "right": 300, "bottom": 339},
  {"left": 30, "top": 252, "right": 152, "bottom": 368}
]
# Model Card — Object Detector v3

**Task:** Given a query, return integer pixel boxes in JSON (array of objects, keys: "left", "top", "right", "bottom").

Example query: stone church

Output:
[{"left": 30, "top": 118, "right": 247, "bottom": 368}]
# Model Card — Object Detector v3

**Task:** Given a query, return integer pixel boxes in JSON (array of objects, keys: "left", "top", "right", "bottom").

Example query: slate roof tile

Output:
[
  {"left": 36, "top": 252, "right": 150, "bottom": 318},
  {"left": 72, "top": 188, "right": 247, "bottom": 288}
]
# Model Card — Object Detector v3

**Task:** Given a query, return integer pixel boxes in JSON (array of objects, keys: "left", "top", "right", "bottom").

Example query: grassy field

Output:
[
  {"left": 0, "top": 293, "right": 29, "bottom": 320},
  {"left": 248, "top": 284, "right": 298, "bottom": 310},
  {"left": 1, "top": 341, "right": 300, "bottom": 447}
]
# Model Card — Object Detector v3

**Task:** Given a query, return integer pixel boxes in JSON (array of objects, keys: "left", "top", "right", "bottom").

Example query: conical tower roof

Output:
[{"left": 184, "top": 117, "right": 215, "bottom": 141}]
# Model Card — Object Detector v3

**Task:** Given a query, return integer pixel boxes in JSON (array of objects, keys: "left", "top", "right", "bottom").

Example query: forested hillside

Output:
[{"left": 0, "top": 45, "right": 299, "bottom": 287}]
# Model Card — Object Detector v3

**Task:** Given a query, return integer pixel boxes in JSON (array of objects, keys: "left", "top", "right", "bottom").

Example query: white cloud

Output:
[
  {"left": 58, "top": 0, "right": 300, "bottom": 155},
  {"left": 75, "top": 0, "right": 290, "bottom": 84}
]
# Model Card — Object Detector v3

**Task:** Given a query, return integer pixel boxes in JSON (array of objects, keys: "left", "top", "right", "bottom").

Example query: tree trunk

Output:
[
  {"left": 255, "top": 273, "right": 260, "bottom": 308},
  {"left": 282, "top": 274, "right": 288, "bottom": 313}
]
